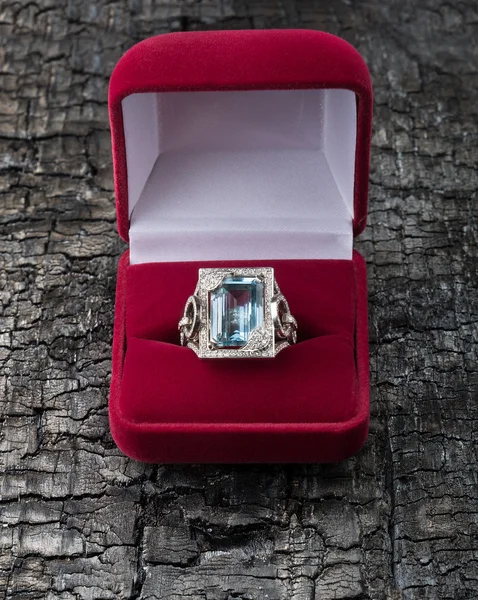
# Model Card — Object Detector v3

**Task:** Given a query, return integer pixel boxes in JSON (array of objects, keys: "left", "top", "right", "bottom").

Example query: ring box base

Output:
[{"left": 109, "top": 251, "right": 369, "bottom": 463}]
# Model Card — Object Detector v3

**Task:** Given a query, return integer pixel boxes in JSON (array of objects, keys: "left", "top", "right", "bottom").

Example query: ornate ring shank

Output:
[{"left": 178, "top": 267, "right": 298, "bottom": 358}]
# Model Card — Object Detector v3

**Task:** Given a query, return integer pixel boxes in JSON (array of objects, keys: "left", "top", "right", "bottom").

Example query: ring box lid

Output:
[{"left": 109, "top": 29, "right": 372, "bottom": 254}]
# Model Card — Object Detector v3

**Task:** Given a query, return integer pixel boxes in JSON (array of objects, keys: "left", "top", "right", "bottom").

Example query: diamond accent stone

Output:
[
  {"left": 200, "top": 271, "right": 225, "bottom": 292},
  {"left": 242, "top": 327, "right": 272, "bottom": 352}
]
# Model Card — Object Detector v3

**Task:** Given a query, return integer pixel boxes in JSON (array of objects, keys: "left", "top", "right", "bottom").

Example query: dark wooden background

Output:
[{"left": 0, "top": 1, "right": 477, "bottom": 599}]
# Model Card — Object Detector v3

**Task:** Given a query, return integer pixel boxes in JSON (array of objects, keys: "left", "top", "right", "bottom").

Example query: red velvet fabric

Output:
[
  {"left": 109, "top": 252, "right": 369, "bottom": 463},
  {"left": 123, "top": 260, "right": 355, "bottom": 424},
  {"left": 108, "top": 29, "right": 373, "bottom": 241}
]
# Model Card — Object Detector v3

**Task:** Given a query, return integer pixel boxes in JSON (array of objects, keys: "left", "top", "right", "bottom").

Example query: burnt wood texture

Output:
[{"left": 0, "top": 1, "right": 477, "bottom": 599}]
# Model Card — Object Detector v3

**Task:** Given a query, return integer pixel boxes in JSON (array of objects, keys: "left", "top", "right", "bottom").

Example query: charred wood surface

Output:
[{"left": 0, "top": 1, "right": 477, "bottom": 599}]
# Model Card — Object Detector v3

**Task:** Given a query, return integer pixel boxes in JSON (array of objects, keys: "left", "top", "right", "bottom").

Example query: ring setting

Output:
[{"left": 179, "top": 268, "right": 297, "bottom": 358}]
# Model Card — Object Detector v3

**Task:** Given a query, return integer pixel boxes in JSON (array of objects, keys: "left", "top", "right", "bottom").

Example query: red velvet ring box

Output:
[{"left": 108, "top": 29, "right": 373, "bottom": 463}]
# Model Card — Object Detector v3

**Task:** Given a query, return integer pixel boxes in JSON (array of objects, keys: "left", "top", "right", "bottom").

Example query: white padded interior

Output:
[{"left": 122, "top": 89, "right": 357, "bottom": 263}]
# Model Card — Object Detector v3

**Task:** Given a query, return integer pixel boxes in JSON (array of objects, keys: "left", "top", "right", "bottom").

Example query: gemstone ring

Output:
[{"left": 178, "top": 267, "right": 298, "bottom": 358}]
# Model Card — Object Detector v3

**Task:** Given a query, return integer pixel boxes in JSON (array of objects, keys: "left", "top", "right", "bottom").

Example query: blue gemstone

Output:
[{"left": 209, "top": 276, "right": 265, "bottom": 348}]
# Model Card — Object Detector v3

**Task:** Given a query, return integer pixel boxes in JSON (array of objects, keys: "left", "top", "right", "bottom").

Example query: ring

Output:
[{"left": 178, "top": 267, "right": 298, "bottom": 358}]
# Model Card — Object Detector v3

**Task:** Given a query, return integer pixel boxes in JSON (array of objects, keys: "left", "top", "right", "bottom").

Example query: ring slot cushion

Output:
[{"left": 108, "top": 29, "right": 372, "bottom": 463}]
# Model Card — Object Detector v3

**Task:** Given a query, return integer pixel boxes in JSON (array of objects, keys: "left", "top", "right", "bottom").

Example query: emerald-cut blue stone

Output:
[{"left": 209, "top": 276, "right": 265, "bottom": 348}]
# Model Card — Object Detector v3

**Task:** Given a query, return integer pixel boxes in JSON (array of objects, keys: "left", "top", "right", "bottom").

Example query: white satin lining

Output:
[{"left": 122, "top": 89, "right": 357, "bottom": 263}]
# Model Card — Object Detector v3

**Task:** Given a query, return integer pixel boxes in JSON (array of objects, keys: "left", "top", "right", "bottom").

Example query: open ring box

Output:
[{"left": 108, "top": 30, "right": 372, "bottom": 463}]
